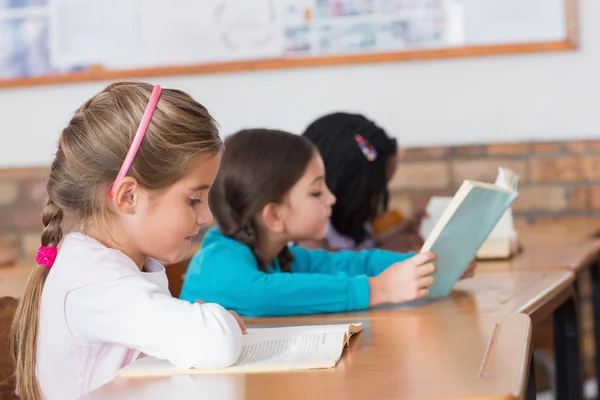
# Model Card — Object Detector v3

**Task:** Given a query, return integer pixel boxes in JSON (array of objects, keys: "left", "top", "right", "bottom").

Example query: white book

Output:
[{"left": 117, "top": 323, "right": 363, "bottom": 377}]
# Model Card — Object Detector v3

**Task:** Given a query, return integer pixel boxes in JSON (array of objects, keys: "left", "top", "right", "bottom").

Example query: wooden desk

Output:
[
  {"left": 243, "top": 270, "right": 580, "bottom": 400},
  {"left": 515, "top": 217, "right": 600, "bottom": 244},
  {"left": 84, "top": 313, "right": 532, "bottom": 400},
  {"left": 479, "top": 217, "right": 600, "bottom": 398},
  {"left": 478, "top": 240, "right": 600, "bottom": 274},
  {"left": 478, "top": 216, "right": 600, "bottom": 274}
]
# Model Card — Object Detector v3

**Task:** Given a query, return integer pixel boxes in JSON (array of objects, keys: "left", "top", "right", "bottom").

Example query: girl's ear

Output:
[
  {"left": 259, "top": 203, "right": 285, "bottom": 233},
  {"left": 110, "top": 176, "right": 141, "bottom": 214}
]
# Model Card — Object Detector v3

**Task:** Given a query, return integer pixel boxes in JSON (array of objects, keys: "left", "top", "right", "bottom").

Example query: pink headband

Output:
[{"left": 109, "top": 85, "right": 162, "bottom": 197}]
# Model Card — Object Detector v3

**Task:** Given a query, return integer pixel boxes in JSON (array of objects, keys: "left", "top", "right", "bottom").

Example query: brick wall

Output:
[
  {"left": 3, "top": 139, "right": 600, "bottom": 257},
  {"left": 0, "top": 167, "right": 48, "bottom": 259},
  {"left": 388, "top": 140, "right": 600, "bottom": 220}
]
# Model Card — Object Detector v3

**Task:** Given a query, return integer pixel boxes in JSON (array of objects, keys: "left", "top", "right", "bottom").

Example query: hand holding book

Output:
[{"left": 368, "top": 252, "right": 437, "bottom": 307}]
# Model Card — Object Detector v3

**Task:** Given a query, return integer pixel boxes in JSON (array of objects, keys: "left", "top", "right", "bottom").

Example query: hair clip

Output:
[{"left": 355, "top": 135, "right": 378, "bottom": 162}]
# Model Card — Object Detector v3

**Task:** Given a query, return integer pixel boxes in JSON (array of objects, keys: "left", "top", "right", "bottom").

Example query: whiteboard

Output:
[{"left": 0, "top": 0, "right": 577, "bottom": 88}]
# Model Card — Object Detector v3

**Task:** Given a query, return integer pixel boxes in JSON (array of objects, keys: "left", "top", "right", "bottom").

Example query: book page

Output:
[
  {"left": 419, "top": 196, "right": 453, "bottom": 240},
  {"left": 246, "top": 323, "right": 361, "bottom": 337},
  {"left": 117, "top": 324, "right": 363, "bottom": 377},
  {"left": 233, "top": 330, "right": 346, "bottom": 367},
  {"left": 486, "top": 167, "right": 519, "bottom": 240},
  {"left": 495, "top": 167, "right": 519, "bottom": 192}
]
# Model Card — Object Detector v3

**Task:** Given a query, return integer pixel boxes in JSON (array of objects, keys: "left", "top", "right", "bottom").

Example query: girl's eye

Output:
[
  {"left": 311, "top": 192, "right": 323, "bottom": 198},
  {"left": 189, "top": 199, "right": 202, "bottom": 207}
]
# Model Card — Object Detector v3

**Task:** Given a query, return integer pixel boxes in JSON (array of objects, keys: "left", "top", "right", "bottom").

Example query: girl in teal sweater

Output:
[{"left": 180, "top": 129, "right": 438, "bottom": 317}]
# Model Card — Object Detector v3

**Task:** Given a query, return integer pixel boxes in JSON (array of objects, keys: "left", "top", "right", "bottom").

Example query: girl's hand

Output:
[
  {"left": 228, "top": 311, "right": 248, "bottom": 335},
  {"left": 196, "top": 300, "right": 247, "bottom": 334},
  {"left": 368, "top": 252, "right": 437, "bottom": 307}
]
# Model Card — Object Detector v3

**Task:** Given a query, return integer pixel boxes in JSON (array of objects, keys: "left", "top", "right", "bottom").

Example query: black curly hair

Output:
[{"left": 303, "top": 112, "right": 397, "bottom": 246}]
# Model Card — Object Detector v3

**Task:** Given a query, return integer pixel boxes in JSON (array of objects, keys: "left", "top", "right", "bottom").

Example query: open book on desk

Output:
[
  {"left": 420, "top": 167, "right": 519, "bottom": 298},
  {"left": 117, "top": 323, "right": 363, "bottom": 377}
]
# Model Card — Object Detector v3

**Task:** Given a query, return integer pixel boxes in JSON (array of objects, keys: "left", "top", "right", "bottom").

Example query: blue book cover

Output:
[{"left": 422, "top": 168, "right": 519, "bottom": 298}]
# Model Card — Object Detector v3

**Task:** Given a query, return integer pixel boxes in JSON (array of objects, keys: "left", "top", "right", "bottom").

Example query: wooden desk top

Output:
[
  {"left": 478, "top": 239, "right": 600, "bottom": 273},
  {"left": 515, "top": 216, "right": 600, "bottom": 243},
  {"left": 478, "top": 217, "right": 600, "bottom": 273},
  {"left": 84, "top": 313, "right": 532, "bottom": 400},
  {"left": 245, "top": 270, "right": 574, "bottom": 327}
]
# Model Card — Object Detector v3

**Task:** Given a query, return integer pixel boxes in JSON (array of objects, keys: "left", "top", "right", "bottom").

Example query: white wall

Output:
[{"left": 1, "top": 0, "right": 598, "bottom": 168}]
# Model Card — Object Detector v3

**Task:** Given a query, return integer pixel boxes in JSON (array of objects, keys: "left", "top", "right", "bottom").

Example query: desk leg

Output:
[
  {"left": 591, "top": 260, "right": 600, "bottom": 384},
  {"left": 526, "top": 350, "right": 537, "bottom": 400},
  {"left": 554, "top": 294, "right": 583, "bottom": 400}
]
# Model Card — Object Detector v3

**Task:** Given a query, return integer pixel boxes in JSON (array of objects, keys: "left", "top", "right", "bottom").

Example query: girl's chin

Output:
[{"left": 297, "top": 223, "right": 329, "bottom": 242}]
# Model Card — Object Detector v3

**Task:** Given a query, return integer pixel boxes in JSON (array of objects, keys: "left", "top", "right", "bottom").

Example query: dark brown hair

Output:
[
  {"left": 209, "top": 129, "right": 316, "bottom": 272},
  {"left": 10, "top": 82, "right": 222, "bottom": 400}
]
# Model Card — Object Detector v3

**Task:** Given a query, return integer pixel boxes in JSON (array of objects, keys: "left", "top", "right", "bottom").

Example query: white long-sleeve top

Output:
[{"left": 36, "top": 233, "right": 243, "bottom": 400}]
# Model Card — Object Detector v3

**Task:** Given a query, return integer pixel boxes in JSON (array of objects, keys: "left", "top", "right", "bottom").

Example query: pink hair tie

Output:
[{"left": 36, "top": 246, "right": 58, "bottom": 268}]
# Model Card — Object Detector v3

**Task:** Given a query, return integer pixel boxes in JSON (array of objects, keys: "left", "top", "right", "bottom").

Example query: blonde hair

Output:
[{"left": 9, "top": 82, "right": 222, "bottom": 399}]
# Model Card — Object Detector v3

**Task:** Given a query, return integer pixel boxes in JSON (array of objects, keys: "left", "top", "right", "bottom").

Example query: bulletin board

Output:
[{"left": 0, "top": 0, "right": 578, "bottom": 89}]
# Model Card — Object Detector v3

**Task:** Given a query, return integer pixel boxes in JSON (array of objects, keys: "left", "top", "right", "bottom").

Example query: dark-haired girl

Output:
[
  {"left": 302, "top": 112, "right": 423, "bottom": 252},
  {"left": 180, "top": 129, "right": 437, "bottom": 317}
]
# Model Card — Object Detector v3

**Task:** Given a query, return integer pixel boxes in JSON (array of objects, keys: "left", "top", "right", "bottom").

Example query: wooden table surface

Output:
[
  {"left": 478, "top": 240, "right": 599, "bottom": 273},
  {"left": 84, "top": 313, "right": 532, "bottom": 400},
  {"left": 478, "top": 217, "right": 600, "bottom": 273},
  {"left": 244, "top": 270, "right": 574, "bottom": 327},
  {"left": 515, "top": 216, "right": 600, "bottom": 243}
]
